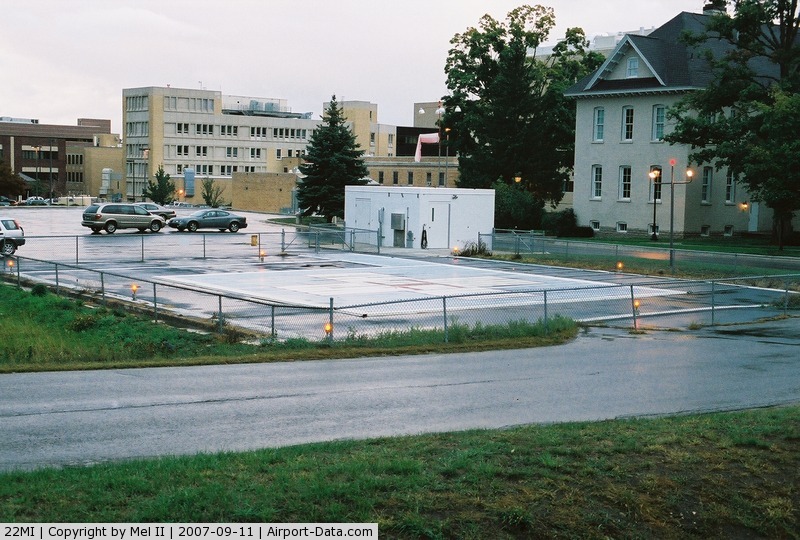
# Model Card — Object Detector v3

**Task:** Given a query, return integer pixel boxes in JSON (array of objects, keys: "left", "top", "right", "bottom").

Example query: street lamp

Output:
[
  {"left": 33, "top": 145, "right": 41, "bottom": 197},
  {"left": 666, "top": 158, "right": 694, "bottom": 272},
  {"left": 648, "top": 168, "right": 661, "bottom": 240}
]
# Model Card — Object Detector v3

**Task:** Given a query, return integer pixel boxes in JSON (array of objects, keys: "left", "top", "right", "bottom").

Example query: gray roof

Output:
[{"left": 565, "top": 11, "right": 780, "bottom": 97}]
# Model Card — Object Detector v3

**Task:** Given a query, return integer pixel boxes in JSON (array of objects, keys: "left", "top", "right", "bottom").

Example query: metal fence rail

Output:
[{"left": 3, "top": 251, "right": 798, "bottom": 343}]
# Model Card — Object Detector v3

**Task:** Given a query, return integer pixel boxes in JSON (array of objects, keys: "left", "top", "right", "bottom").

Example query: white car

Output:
[{"left": 0, "top": 217, "right": 25, "bottom": 255}]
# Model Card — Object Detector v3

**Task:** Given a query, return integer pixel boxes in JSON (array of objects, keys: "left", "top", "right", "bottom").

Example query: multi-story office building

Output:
[
  {"left": 0, "top": 117, "right": 112, "bottom": 200},
  {"left": 122, "top": 87, "right": 459, "bottom": 210}
]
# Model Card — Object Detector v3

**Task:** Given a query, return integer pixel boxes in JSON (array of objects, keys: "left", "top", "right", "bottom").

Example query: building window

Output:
[
  {"left": 378, "top": 171, "right": 384, "bottom": 184},
  {"left": 226, "top": 147, "right": 238, "bottom": 158},
  {"left": 590, "top": 220, "right": 600, "bottom": 231},
  {"left": 195, "top": 124, "right": 213, "bottom": 136},
  {"left": 407, "top": 171, "right": 414, "bottom": 185},
  {"left": 438, "top": 172, "right": 445, "bottom": 186},
  {"left": 563, "top": 177, "right": 574, "bottom": 193},
  {"left": 616, "top": 222, "right": 628, "bottom": 233},
  {"left": 724, "top": 225, "right": 734, "bottom": 237},
  {"left": 251, "top": 148, "right": 262, "bottom": 159},
  {"left": 725, "top": 170, "right": 736, "bottom": 203},
  {"left": 426, "top": 172, "right": 432, "bottom": 186},
  {"left": 176, "top": 123, "right": 189, "bottom": 134},
  {"left": 195, "top": 146, "right": 208, "bottom": 157},
  {"left": 593, "top": 107, "right": 604, "bottom": 142},
  {"left": 392, "top": 171, "right": 399, "bottom": 185},
  {"left": 622, "top": 107, "right": 634, "bottom": 141},
  {"left": 650, "top": 166, "right": 663, "bottom": 202},
  {"left": 177, "top": 145, "right": 189, "bottom": 156},
  {"left": 701, "top": 225, "right": 711, "bottom": 236},
  {"left": 619, "top": 166, "right": 631, "bottom": 200},
  {"left": 276, "top": 148, "right": 281, "bottom": 159},
  {"left": 702, "top": 167, "right": 713, "bottom": 203},
  {"left": 370, "top": 133, "right": 376, "bottom": 146},
  {"left": 652, "top": 105, "right": 666, "bottom": 141},
  {"left": 591, "top": 165, "right": 602, "bottom": 199},
  {"left": 626, "top": 57, "right": 639, "bottom": 78},
  {"left": 648, "top": 223, "right": 659, "bottom": 236},
  {"left": 388, "top": 134, "right": 394, "bottom": 147}
]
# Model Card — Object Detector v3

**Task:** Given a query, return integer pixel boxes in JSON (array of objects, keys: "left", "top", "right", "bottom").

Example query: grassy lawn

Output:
[
  {"left": 2, "top": 247, "right": 798, "bottom": 537},
  {"left": 0, "top": 282, "right": 578, "bottom": 373},
  {"left": 1, "top": 406, "right": 797, "bottom": 538}
]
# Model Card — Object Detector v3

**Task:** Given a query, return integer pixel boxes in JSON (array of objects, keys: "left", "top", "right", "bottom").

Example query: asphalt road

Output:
[{"left": 2, "top": 318, "right": 799, "bottom": 471}]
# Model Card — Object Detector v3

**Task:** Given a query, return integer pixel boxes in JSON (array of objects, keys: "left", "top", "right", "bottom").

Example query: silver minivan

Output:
[{"left": 81, "top": 203, "right": 166, "bottom": 234}]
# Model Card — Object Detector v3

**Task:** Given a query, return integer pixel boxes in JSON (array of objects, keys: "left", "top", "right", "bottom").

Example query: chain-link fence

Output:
[
  {"left": 3, "top": 243, "right": 798, "bottom": 342},
  {"left": 479, "top": 230, "right": 800, "bottom": 275}
]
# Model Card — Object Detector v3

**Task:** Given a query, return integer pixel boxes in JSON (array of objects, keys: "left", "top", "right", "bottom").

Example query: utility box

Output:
[{"left": 345, "top": 186, "right": 494, "bottom": 250}]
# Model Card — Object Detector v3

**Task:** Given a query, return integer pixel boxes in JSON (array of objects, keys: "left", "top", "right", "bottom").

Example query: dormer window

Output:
[{"left": 626, "top": 57, "right": 639, "bottom": 78}]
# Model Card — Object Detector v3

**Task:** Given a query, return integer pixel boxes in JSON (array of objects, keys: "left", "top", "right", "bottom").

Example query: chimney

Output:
[{"left": 703, "top": 0, "right": 727, "bottom": 15}]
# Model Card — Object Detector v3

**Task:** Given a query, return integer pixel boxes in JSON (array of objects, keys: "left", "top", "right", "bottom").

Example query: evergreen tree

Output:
[
  {"left": 444, "top": 5, "right": 603, "bottom": 217},
  {"left": 142, "top": 165, "right": 176, "bottom": 205},
  {"left": 297, "top": 95, "right": 369, "bottom": 221},
  {"left": 666, "top": 0, "right": 800, "bottom": 248},
  {"left": 0, "top": 160, "right": 26, "bottom": 198}
]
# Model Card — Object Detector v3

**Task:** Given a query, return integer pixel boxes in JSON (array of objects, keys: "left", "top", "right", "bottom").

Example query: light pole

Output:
[
  {"left": 48, "top": 139, "right": 55, "bottom": 203},
  {"left": 666, "top": 158, "right": 694, "bottom": 272},
  {"left": 648, "top": 169, "right": 661, "bottom": 240},
  {"left": 435, "top": 101, "right": 445, "bottom": 186},
  {"left": 33, "top": 145, "right": 41, "bottom": 197}
]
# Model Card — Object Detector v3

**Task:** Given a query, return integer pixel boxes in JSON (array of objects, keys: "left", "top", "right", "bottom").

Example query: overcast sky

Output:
[{"left": 1, "top": 0, "right": 704, "bottom": 131}]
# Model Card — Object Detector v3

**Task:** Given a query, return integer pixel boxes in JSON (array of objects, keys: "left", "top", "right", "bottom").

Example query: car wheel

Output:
[
  {"left": 228, "top": 222, "right": 240, "bottom": 233},
  {"left": 177, "top": 226, "right": 185, "bottom": 232},
  {"left": 1, "top": 241, "right": 16, "bottom": 256},
  {"left": 91, "top": 227, "right": 101, "bottom": 234},
  {"left": 187, "top": 221, "right": 199, "bottom": 232},
  {"left": 105, "top": 222, "right": 117, "bottom": 234},
  {"left": 149, "top": 221, "right": 162, "bottom": 232}
]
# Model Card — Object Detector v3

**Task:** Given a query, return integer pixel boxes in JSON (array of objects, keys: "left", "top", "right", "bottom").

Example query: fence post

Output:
[
  {"left": 315, "top": 231, "right": 320, "bottom": 254},
  {"left": 55, "top": 263, "right": 60, "bottom": 296},
  {"left": 271, "top": 305, "right": 275, "bottom": 338},
  {"left": 281, "top": 229, "right": 286, "bottom": 252},
  {"left": 153, "top": 283, "right": 158, "bottom": 322},
  {"left": 784, "top": 279, "right": 789, "bottom": 316},
  {"left": 217, "top": 295, "right": 223, "bottom": 333},
  {"left": 328, "top": 297, "right": 334, "bottom": 343},
  {"left": 543, "top": 290, "right": 548, "bottom": 334},
  {"left": 100, "top": 272, "right": 106, "bottom": 306},
  {"left": 75, "top": 236, "right": 79, "bottom": 265},
  {"left": 710, "top": 280, "right": 716, "bottom": 326},
  {"left": 630, "top": 285, "right": 638, "bottom": 329},
  {"left": 443, "top": 296, "right": 449, "bottom": 343},
  {"left": 203, "top": 235, "right": 207, "bottom": 259},
  {"left": 514, "top": 236, "right": 520, "bottom": 257}
]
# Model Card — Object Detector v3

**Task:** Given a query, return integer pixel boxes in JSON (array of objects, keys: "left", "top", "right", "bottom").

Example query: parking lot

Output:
[{"left": 3, "top": 206, "right": 798, "bottom": 339}]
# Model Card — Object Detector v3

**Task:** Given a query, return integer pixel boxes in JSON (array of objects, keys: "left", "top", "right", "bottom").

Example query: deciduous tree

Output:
[
  {"left": 667, "top": 0, "right": 800, "bottom": 248},
  {"left": 444, "top": 5, "right": 603, "bottom": 218}
]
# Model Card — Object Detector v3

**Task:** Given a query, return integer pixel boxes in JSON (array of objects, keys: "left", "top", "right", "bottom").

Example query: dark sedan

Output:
[{"left": 167, "top": 209, "right": 247, "bottom": 232}]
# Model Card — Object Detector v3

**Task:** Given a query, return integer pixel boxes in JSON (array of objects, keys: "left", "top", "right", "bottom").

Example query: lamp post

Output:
[
  {"left": 666, "top": 158, "right": 694, "bottom": 272},
  {"left": 648, "top": 169, "right": 661, "bottom": 240},
  {"left": 33, "top": 145, "right": 41, "bottom": 197},
  {"left": 49, "top": 139, "right": 55, "bottom": 203},
  {"left": 435, "top": 101, "right": 445, "bottom": 186}
]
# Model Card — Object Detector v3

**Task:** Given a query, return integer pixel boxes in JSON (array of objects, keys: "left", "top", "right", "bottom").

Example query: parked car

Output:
[
  {"left": 135, "top": 202, "right": 177, "bottom": 220},
  {"left": 81, "top": 203, "right": 166, "bottom": 234},
  {"left": 0, "top": 216, "right": 25, "bottom": 255},
  {"left": 24, "top": 196, "right": 46, "bottom": 206},
  {"left": 0, "top": 196, "right": 17, "bottom": 206},
  {"left": 167, "top": 209, "right": 247, "bottom": 232}
]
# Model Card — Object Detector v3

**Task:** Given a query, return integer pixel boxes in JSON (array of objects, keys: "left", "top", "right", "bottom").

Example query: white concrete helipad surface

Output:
[{"left": 157, "top": 252, "right": 680, "bottom": 311}]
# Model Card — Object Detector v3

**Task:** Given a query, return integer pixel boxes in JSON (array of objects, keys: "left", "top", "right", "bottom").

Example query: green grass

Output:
[
  {"left": 576, "top": 234, "right": 800, "bottom": 257},
  {"left": 1, "top": 406, "right": 798, "bottom": 538},
  {"left": 0, "top": 283, "right": 578, "bottom": 373}
]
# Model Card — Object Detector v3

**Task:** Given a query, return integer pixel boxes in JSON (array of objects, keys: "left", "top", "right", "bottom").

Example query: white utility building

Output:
[{"left": 345, "top": 186, "right": 495, "bottom": 250}]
